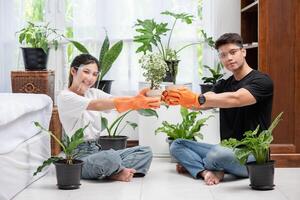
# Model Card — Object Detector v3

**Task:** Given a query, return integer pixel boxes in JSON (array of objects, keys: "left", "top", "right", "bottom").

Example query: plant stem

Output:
[
  {"left": 158, "top": 41, "right": 166, "bottom": 59},
  {"left": 167, "top": 19, "right": 177, "bottom": 50},
  {"left": 176, "top": 42, "right": 203, "bottom": 54},
  {"left": 38, "top": 125, "right": 67, "bottom": 153},
  {"left": 110, "top": 110, "right": 132, "bottom": 136}
]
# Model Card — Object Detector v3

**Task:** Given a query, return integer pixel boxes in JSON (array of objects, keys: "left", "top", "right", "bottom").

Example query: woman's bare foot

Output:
[
  {"left": 109, "top": 168, "right": 136, "bottom": 182},
  {"left": 200, "top": 170, "right": 224, "bottom": 185},
  {"left": 176, "top": 164, "right": 188, "bottom": 174}
]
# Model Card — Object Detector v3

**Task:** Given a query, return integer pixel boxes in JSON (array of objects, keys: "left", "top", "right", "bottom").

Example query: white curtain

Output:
[
  {"left": 71, "top": 0, "right": 199, "bottom": 95},
  {"left": 0, "top": 0, "right": 24, "bottom": 92}
]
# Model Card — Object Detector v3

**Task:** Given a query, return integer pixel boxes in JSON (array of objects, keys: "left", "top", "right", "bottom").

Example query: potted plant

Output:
[
  {"left": 200, "top": 62, "right": 224, "bottom": 93},
  {"left": 221, "top": 112, "right": 283, "bottom": 190},
  {"left": 139, "top": 53, "right": 169, "bottom": 97},
  {"left": 73, "top": 31, "right": 123, "bottom": 93},
  {"left": 99, "top": 109, "right": 158, "bottom": 150},
  {"left": 33, "top": 122, "right": 89, "bottom": 190},
  {"left": 17, "top": 22, "right": 63, "bottom": 70},
  {"left": 155, "top": 107, "right": 213, "bottom": 162},
  {"left": 134, "top": 11, "right": 214, "bottom": 84}
]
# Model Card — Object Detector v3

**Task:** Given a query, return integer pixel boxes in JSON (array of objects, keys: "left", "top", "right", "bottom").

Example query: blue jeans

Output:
[
  {"left": 76, "top": 141, "right": 153, "bottom": 180},
  {"left": 170, "top": 139, "right": 255, "bottom": 178}
]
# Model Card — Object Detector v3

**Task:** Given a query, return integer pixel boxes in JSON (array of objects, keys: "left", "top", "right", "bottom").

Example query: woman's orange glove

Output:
[
  {"left": 113, "top": 88, "right": 161, "bottom": 112},
  {"left": 163, "top": 87, "right": 200, "bottom": 109}
]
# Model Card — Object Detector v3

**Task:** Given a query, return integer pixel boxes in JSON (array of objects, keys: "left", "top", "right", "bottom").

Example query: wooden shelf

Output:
[{"left": 241, "top": 1, "right": 258, "bottom": 12}]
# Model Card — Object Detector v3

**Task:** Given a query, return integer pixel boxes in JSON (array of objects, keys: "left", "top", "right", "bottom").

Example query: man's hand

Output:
[
  {"left": 114, "top": 88, "right": 161, "bottom": 112},
  {"left": 163, "top": 87, "right": 200, "bottom": 109}
]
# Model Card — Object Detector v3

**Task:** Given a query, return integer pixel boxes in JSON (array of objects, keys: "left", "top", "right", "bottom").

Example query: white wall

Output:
[{"left": 202, "top": 0, "right": 241, "bottom": 79}]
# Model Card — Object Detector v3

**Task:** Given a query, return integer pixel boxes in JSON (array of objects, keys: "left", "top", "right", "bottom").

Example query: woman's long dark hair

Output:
[{"left": 68, "top": 54, "right": 100, "bottom": 87}]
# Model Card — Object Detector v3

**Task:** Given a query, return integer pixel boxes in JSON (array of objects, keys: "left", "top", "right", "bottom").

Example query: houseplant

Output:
[
  {"left": 73, "top": 31, "right": 123, "bottom": 93},
  {"left": 221, "top": 112, "right": 283, "bottom": 190},
  {"left": 100, "top": 109, "right": 158, "bottom": 150},
  {"left": 155, "top": 107, "right": 213, "bottom": 162},
  {"left": 200, "top": 62, "right": 224, "bottom": 93},
  {"left": 33, "top": 122, "right": 89, "bottom": 190},
  {"left": 139, "top": 52, "right": 168, "bottom": 97},
  {"left": 17, "top": 22, "right": 64, "bottom": 70},
  {"left": 134, "top": 11, "right": 194, "bottom": 84}
]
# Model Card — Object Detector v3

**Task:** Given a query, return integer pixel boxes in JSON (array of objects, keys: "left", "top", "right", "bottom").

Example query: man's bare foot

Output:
[
  {"left": 176, "top": 164, "right": 188, "bottom": 174},
  {"left": 200, "top": 170, "right": 224, "bottom": 185},
  {"left": 109, "top": 168, "right": 136, "bottom": 182}
]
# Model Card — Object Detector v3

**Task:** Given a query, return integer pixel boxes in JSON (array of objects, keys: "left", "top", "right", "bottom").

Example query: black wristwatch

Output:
[{"left": 198, "top": 94, "right": 206, "bottom": 105}]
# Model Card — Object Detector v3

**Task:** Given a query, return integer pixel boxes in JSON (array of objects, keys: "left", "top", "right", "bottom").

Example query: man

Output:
[{"left": 163, "top": 33, "right": 273, "bottom": 185}]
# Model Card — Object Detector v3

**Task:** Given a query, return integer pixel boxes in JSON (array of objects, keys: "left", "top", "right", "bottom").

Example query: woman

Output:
[{"left": 57, "top": 54, "right": 160, "bottom": 182}]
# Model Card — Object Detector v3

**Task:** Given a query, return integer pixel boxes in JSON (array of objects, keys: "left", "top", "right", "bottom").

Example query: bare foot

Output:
[
  {"left": 109, "top": 168, "right": 136, "bottom": 182},
  {"left": 176, "top": 164, "right": 188, "bottom": 174},
  {"left": 200, "top": 170, "right": 224, "bottom": 185}
]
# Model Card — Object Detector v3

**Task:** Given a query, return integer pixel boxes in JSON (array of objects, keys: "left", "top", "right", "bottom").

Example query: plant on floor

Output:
[
  {"left": 139, "top": 52, "right": 168, "bottom": 90},
  {"left": 33, "top": 122, "right": 89, "bottom": 175},
  {"left": 155, "top": 107, "right": 213, "bottom": 140},
  {"left": 221, "top": 112, "right": 283, "bottom": 165},
  {"left": 221, "top": 112, "right": 283, "bottom": 190},
  {"left": 101, "top": 109, "right": 158, "bottom": 137}
]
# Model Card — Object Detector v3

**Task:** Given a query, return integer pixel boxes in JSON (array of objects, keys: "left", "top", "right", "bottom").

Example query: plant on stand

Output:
[
  {"left": 155, "top": 107, "right": 213, "bottom": 162},
  {"left": 100, "top": 109, "right": 158, "bottom": 150},
  {"left": 200, "top": 62, "right": 224, "bottom": 93},
  {"left": 72, "top": 31, "right": 123, "bottom": 93},
  {"left": 139, "top": 53, "right": 169, "bottom": 97},
  {"left": 135, "top": 11, "right": 211, "bottom": 84},
  {"left": 33, "top": 122, "right": 89, "bottom": 190},
  {"left": 221, "top": 112, "right": 283, "bottom": 190}
]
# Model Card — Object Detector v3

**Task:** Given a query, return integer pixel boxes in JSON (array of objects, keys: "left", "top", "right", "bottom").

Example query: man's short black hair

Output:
[{"left": 215, "top": 33, "right": 243, "bottom": 50}]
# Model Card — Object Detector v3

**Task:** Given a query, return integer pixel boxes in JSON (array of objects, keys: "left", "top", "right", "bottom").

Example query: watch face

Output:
[{"left": 198, "top": 95, "right": 206, "bottom": 105}]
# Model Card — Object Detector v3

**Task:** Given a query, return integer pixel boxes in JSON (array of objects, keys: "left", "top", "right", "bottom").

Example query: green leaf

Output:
[
  {"left": 101, "top": 117, "right": 109, "bottom": 132},
  {"left": 99, "top": 34, "right": 110, "bottom": 67},
  {"left": 33, "top": 157, "right": 62, "bottom": 176},
  {"left": 137, "top": 109, "right": 158, "bottom": 118},
  {"left": 100, "top": 40, "right": 123, "bottom": 80},
  {"left": 70, "top": 40, "right": 89, "bottom": 53},
  {"left": 126, "top": 121, "right": 138, "bottom": 130}
]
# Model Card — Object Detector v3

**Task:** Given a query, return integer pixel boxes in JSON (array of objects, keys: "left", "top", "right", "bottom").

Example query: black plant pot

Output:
[
  {"left": 95, "top": 80, "right": 113, "bottom": 94},
  {"left": 99, "top": 135, "right": 128, "bottom": 150},
  {"left": 164, "top": 60, "right": 179, "bottom": 84},
  {"left": 21, "top": 47, "right": 49, "bottom": 71},
  {"left": 54, "top": 159, "right": 83, "bottom": 190},
  {"left": 246, "top": 160, "right": 275, "bottom": 190},
  {"left": 199, "top": 84, "right": 213, "bottom": 94}
]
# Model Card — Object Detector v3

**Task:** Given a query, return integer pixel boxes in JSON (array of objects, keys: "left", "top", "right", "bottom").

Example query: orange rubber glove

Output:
[
  {"left": 114, "top": 88, "right": 161, "bottom": 112},
  {"left": 163, "top": 87, "right": 200, "bottom": 109}
]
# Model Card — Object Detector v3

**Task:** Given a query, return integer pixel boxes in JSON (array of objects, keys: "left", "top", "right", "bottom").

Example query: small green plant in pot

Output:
[
  {"left": 99, "top": 109, "right": 158, "bottom": 150},
  {"left": 155, "top": 107, "right": 213, "bottom": 162},
  {"left": 200, "top": 62, "right": 224, "bottom": 93},
  {"left": 17, "top": 22, "right": 65, "bottom": 70},
  {"left": 33, "top": 122, "right": 89, "bottom": 190},
  {"left": 139, "top": 52, "right": 168, "bottom": 97},
  {"left": 72, "top": 31, "right": 123, "bottom": 93},
  {"left": 221, "top": 112, "right": 283, "bottom": 190}
]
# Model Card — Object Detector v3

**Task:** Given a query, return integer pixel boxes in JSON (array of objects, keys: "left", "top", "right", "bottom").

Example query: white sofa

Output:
[{"left": 0, "top": 93, "right": 53, "bottom": 200}]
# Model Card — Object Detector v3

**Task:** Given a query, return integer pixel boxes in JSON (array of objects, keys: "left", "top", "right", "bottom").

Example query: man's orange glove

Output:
[
  {"left": 162, "top": 87, "right": 200, "bottom": 109},
  {"left": 114, "top": 88, "right": 161, "bottom": 112}
]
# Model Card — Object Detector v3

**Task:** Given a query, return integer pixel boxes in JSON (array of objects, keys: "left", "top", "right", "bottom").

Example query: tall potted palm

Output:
[{"left": 221, "top": 112, "right": 283, "bottom": 190}]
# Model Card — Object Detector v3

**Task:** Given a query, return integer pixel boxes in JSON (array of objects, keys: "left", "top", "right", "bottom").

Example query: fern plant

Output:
[
  {"left": 221, "top": 112, "right": 283, "bottom": 165},
  {"left": 33, "top": 122, "right": 89, "bottom": 176},
  {"left": 155, "top": 107, "right": 213, "bottom": 140}
]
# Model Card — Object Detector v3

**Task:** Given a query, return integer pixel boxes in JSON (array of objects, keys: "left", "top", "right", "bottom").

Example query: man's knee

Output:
[
  {"left": 140, "top": 146, "right": 153, "bottom": 160},
  {"left": 205, "top": 145, "right": 234, "bottom": 164}
]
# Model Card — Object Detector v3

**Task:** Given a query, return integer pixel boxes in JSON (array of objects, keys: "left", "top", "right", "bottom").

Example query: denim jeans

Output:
[
  {"left": 76, "top": 141, "right": 153, "bottom": 180},
  {"left": 170, "top": 139, "right": 255, "bottom": 178}
]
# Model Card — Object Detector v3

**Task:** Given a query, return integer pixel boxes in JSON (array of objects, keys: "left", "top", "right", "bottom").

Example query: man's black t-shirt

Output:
[{"left": 212, "top": 70, "right": 273, "bottom": 140}]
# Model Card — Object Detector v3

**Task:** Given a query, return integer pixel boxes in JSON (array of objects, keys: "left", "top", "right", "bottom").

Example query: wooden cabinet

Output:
[
  {"left": 11, "top": 70, "right": 62, "bottom": 155},
  {"left": 241, "top": 0, "right": 300, "bottom": 166},
  {"left": 241, "top": 0, "right": 258, "bottom": 70}
]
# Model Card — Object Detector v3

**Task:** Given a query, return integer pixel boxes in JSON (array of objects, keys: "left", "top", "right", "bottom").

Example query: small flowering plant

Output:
[{"left": 139, "top": 53, "right": 168, "bottom": 89}]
